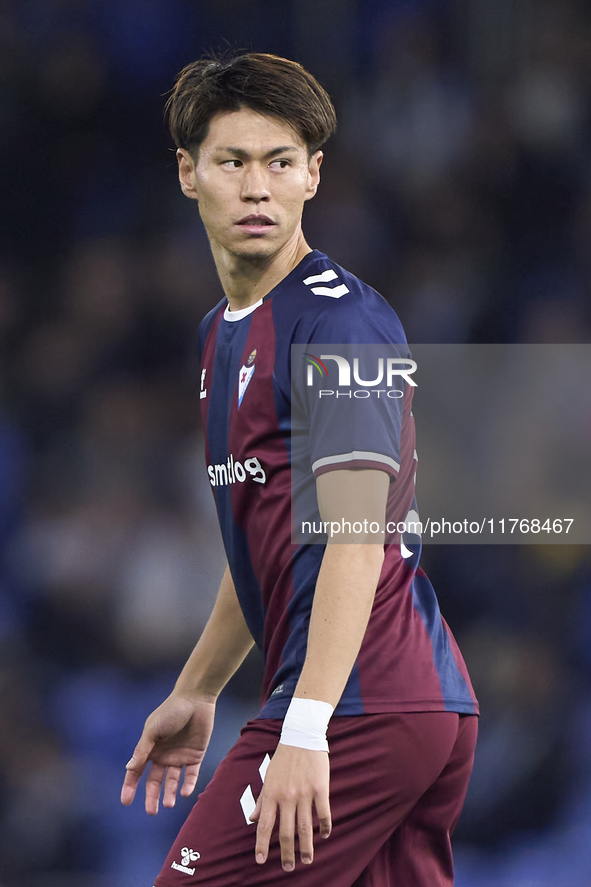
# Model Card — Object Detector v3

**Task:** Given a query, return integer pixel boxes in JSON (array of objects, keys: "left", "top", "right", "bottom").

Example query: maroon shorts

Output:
[{"left": 153, "top": 711, "right": 477, "bottom": 887}]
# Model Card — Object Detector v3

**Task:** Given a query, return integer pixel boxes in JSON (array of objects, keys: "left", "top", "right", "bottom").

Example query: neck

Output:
[{"left": 212, "top": 230, "right": 312, "bottom": 311}]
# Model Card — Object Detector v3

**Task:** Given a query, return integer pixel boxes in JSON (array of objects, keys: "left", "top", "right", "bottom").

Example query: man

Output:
[{"left": 121, "top": 52, "right": 478, "bottom": 886}]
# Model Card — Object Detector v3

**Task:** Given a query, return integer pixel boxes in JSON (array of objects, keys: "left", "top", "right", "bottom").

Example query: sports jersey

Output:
[{"left": 197, "top": 249, "right": 478, "bottom": 718}]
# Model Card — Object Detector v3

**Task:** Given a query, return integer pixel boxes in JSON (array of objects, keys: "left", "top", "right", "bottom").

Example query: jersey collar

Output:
[
  {"left": 221, "top": 250, "right": 326, "bottom": 322},
  {"left": 223, "top": 298, "right": 263, "bottom": 322}
]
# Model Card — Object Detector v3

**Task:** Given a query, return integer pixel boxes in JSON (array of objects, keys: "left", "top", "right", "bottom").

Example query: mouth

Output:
[{"left": 235, "top": 214, "right": 277, "bottom": 235}]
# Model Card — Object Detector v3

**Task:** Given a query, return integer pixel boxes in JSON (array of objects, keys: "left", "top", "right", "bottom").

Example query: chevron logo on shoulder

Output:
[{"left": 303, "top": 269, "right": 350, "bottom": 299}]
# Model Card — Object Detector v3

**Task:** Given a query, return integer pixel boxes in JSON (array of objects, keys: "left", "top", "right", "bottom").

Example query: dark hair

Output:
[{"left": 165, "top": 52, "right": 337, "bottom": 156}]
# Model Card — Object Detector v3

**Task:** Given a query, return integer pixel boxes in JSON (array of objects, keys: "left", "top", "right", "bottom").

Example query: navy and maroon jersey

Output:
[{"left": 198, "top": 250, "right": 478, "bottom": 718}]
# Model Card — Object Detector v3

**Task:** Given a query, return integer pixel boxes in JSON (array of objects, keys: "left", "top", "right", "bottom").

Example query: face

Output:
[{"left": 177, "top": 108, "right": 322, "bottom": 262}]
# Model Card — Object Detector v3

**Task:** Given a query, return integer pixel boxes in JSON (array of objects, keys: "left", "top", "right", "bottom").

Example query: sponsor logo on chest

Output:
[{"left": 207, "top": 454, "right": 267, "bottom": 487}]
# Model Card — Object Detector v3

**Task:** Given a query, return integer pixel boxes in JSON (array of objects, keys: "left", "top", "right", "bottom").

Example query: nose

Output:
[{"left": 240, "top": 163, "right": 271, "bottom": 203}]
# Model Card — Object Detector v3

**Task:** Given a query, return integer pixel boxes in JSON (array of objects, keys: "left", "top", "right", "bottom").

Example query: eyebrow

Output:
[{"left": 214, "top": 146, "right": 300, "bottom": 160}]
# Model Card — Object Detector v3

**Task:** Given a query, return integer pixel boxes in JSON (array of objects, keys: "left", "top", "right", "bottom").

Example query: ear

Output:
[
  {"left": 304, "top": 150, "right": 323, "bottom": 202},
  {"left": 177, "top": 148, "right": 199, "bottom": 201}
]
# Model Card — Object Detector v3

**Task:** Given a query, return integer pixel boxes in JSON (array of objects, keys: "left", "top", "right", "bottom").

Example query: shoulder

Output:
[{"left": 275, "top": 251, "right": 406, "bottom": 346}]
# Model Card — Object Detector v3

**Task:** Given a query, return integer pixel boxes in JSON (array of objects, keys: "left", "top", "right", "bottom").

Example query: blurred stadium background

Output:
[{"left": 1, "top": 0, "right": 591, "bottom": 885}]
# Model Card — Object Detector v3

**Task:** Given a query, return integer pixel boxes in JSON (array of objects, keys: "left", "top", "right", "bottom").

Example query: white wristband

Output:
[{"left": 279, "top": 697, "right": 334, "bottom": 752}]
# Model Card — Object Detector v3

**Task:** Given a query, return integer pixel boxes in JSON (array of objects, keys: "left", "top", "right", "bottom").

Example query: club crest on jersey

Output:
[{"left": 238, "top": 361, "right": 255, "bottom": 407}]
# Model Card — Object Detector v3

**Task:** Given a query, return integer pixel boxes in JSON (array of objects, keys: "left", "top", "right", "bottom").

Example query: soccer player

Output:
[{"left": 121, "top": 53, "right": 479, "bottom": 887}]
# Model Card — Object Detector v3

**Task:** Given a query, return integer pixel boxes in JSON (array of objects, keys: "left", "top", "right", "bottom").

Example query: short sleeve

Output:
[{"left": 291, "top": 300, "right": 414, "bottom": 481}]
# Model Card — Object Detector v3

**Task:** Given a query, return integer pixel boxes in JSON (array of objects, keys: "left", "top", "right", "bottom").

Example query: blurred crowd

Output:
[{"left": 1, "top": 0, "right": 591, "bottom": 885}]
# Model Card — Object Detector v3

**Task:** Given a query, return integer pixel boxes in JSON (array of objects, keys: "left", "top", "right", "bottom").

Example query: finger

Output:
[
  {"left": 254, "top": 796, "right": 277, "bottom": 865},
  {"left": 180, "top": 764, "right": 201, "bottom": 798},
  {"left": 121, "top": 736, "right": 154, "bottom": 806},
  {"left": 125, "top": 734, "right": 154, "bottom": 774},
  {"left": 315, "top": 791, "right": 332, "bottom": 839},
  {"left": 162, "top": 765, "right": 183, "bottom": 808},
  {"left": 145, "top": 762, "right": 166, "bottom": 815},
  {"left": 249, "top": 791, "right": 262, "bottom": 824},
  {"left": 297, "top": 803, "right": 314, "bottom": 865},
  {"left": 278, "top": 802, "right": 297, "bottom": 872},
  {"left": 120, "top": 767, "right": 141, "bottom": 806}
]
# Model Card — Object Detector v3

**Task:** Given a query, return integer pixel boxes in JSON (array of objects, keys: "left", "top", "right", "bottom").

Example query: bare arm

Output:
[
  {"left": 121, "top": 564, "right": 254, "bottom": 812},
  {"left": 293, "top": 546, "right": 385, "bottom": 705},
  {"left": 174, "top": 563, "right": 255, "bottom": 700},
  {"left": 252, "top": 469, "right": 388, "bottom": 870},
  {"left": 295, "top": 467, "right": 388, "bottom": 702}
]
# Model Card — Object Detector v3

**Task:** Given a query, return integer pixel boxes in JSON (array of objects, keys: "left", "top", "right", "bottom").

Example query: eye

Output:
[
  {"left": 222, "top": 159, "right": 242, "bottom": 168},
  {"left": 270, "top": 159, "right": 290, "bottom": 170}
]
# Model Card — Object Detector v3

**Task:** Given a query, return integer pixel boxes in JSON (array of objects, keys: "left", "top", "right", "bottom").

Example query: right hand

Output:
[{"left": 120, "top": 692, "right": 216, "bottom": 815}]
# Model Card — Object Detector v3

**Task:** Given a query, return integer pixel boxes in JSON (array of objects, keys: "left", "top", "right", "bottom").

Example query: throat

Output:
[{"left": 216, "top": 236, "right": 311, "bottom": 310}]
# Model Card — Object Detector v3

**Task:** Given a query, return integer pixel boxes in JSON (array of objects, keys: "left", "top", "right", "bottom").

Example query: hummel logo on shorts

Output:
[{"left": 171, "top": 846, "right": 200, "bottom": 875}]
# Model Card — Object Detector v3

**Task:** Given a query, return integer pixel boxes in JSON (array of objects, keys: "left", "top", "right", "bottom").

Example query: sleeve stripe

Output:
[
  {"left": 303, "top": 269, "right": 338, "bottom": 285},
  {"left": 312, "top": 451, "right": 400, "bottom": 474},
  {"left": 310, "top": 284, "right": 350, "bottom": 298}
]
